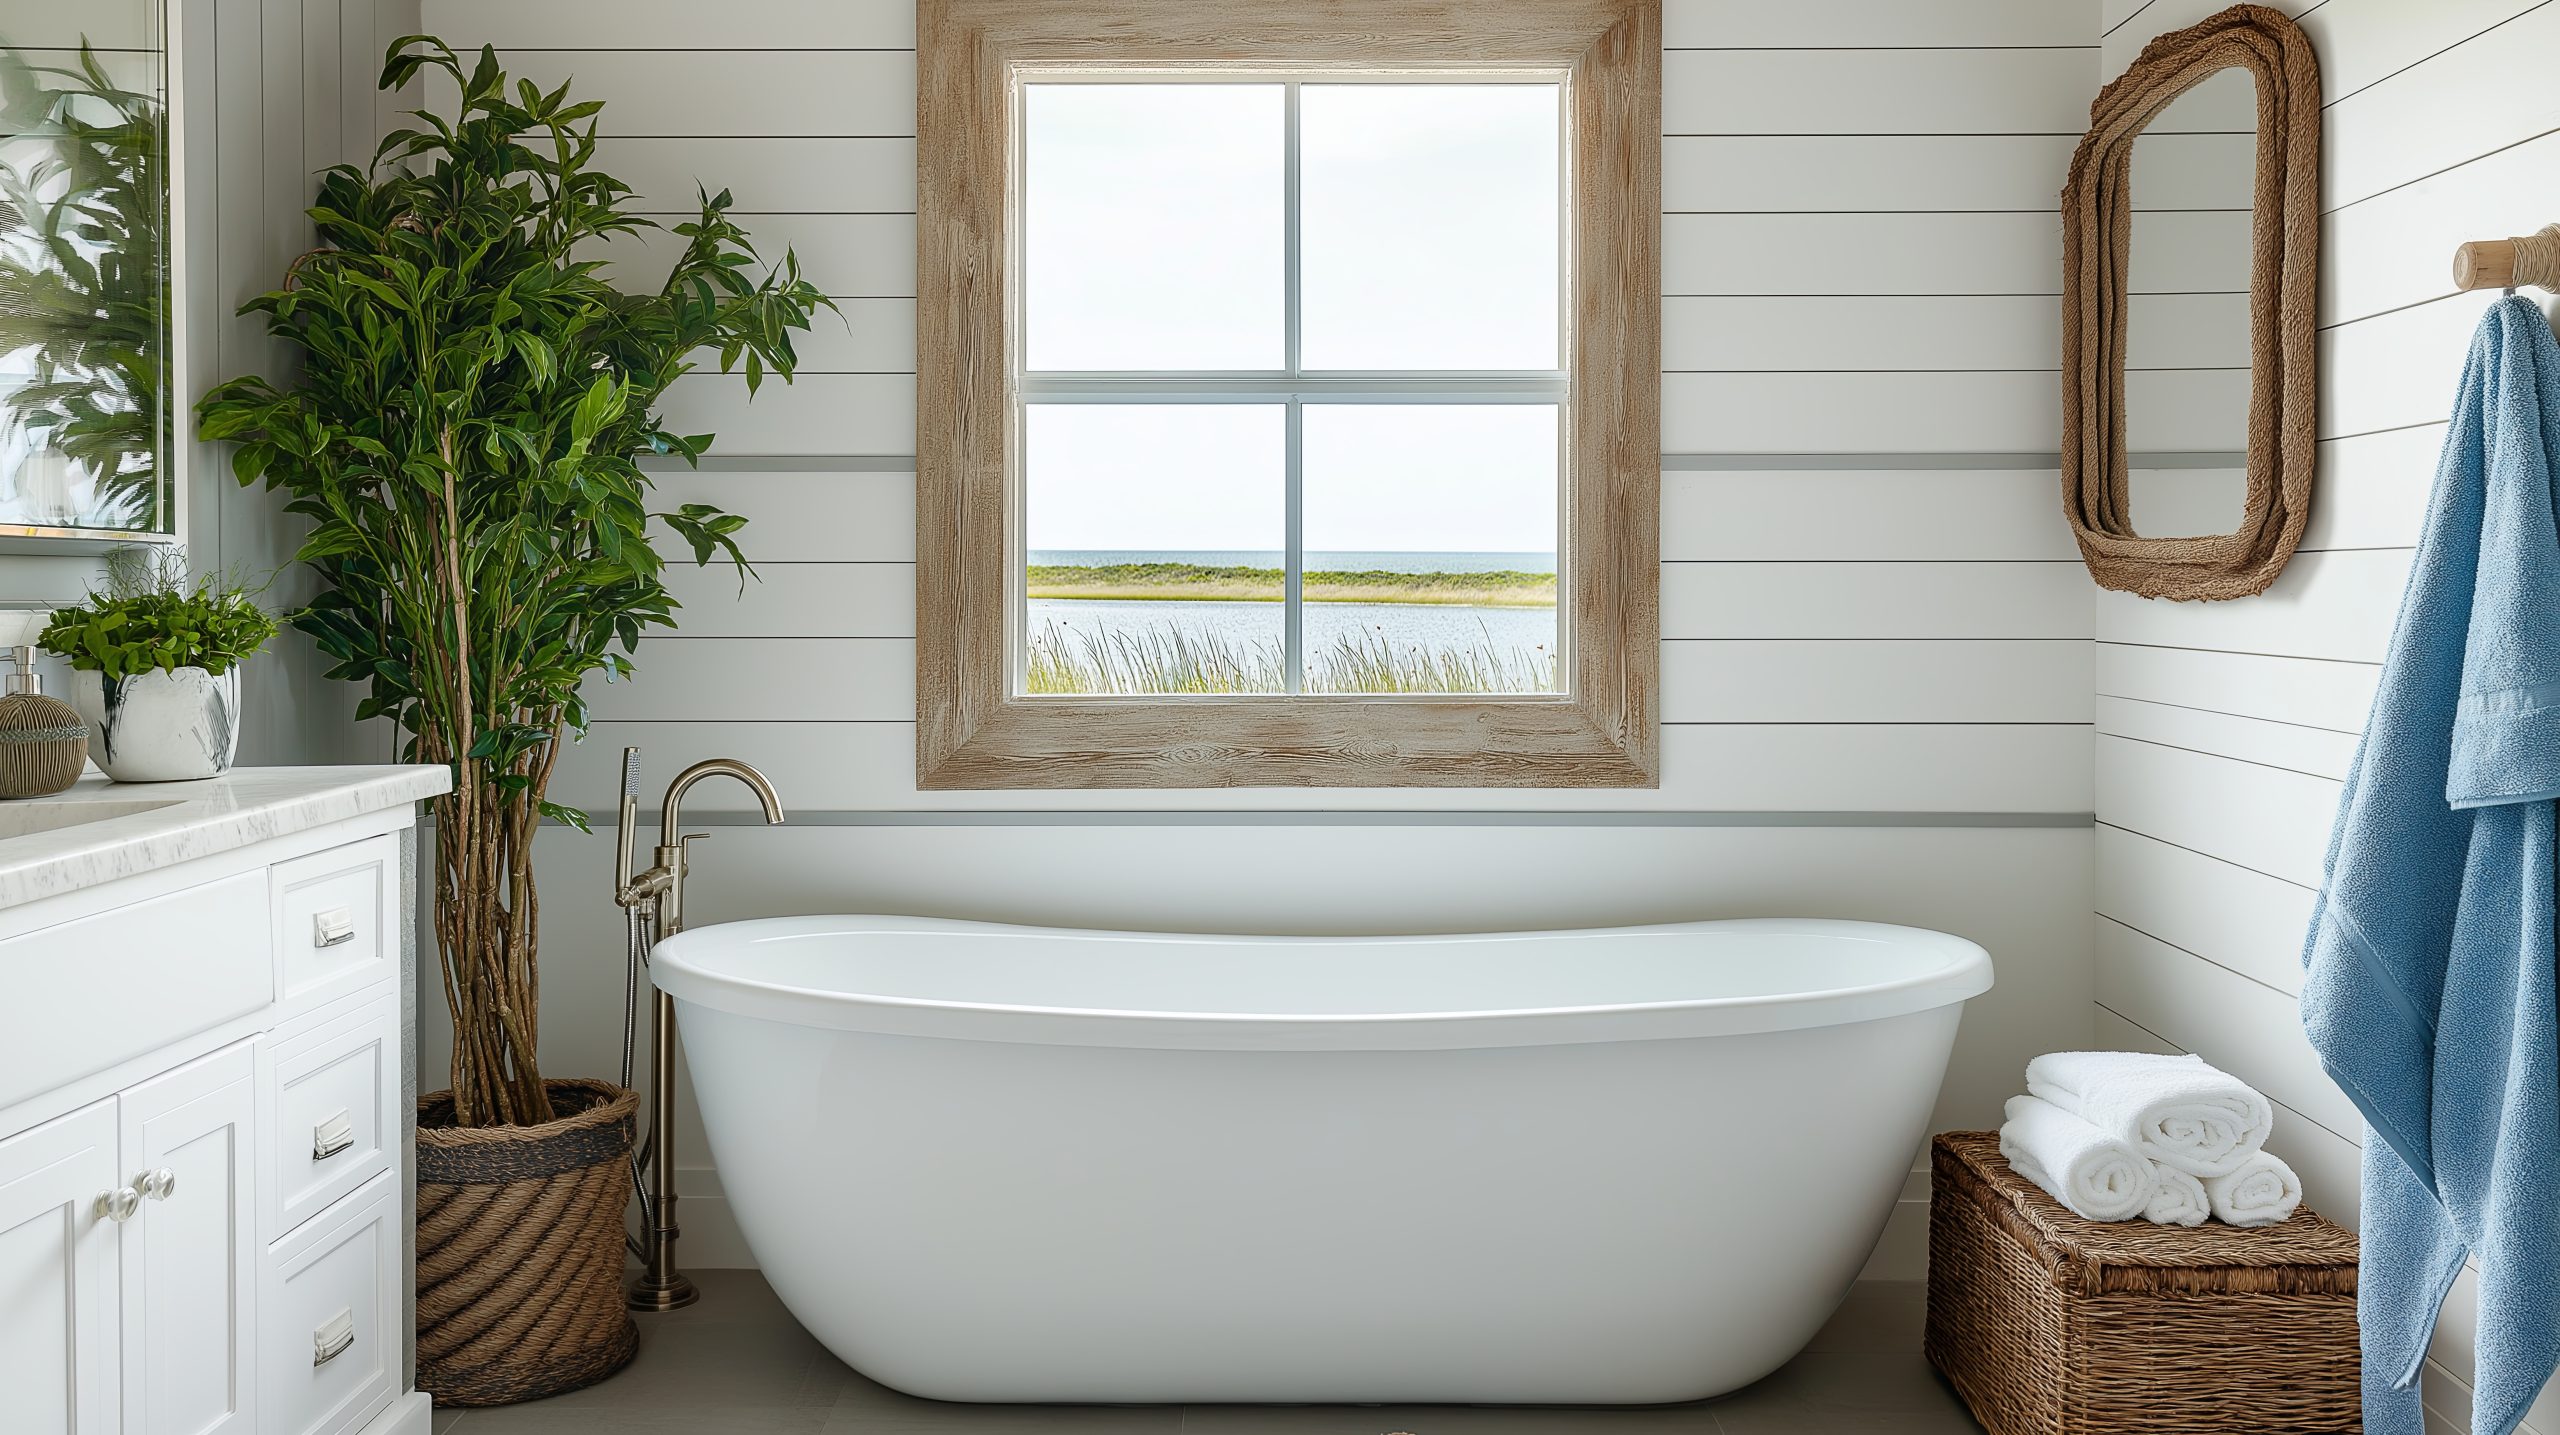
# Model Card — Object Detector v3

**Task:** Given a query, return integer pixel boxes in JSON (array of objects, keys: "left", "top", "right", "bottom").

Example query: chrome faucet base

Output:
[{"left": 626, "top": 1271, "right": 699, "bottom": 1312}]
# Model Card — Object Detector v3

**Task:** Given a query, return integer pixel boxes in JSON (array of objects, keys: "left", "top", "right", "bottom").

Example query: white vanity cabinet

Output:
[{"left": 0, "top": 769, "right": 445, "bottom": 1435}]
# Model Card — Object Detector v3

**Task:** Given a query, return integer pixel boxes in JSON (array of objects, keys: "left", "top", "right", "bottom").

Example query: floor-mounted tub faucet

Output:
[{"left": 614, "top": 750, "right": 786, "bottom": 1311}]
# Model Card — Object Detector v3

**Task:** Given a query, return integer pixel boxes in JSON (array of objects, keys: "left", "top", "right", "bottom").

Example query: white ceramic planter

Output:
[{"left": 71, "top": 665, "right": 241, "bottom": 782}]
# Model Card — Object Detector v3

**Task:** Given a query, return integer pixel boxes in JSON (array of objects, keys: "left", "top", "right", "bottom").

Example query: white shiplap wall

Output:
[
  {"left": 412, "top": 0, "right": 2106, "bottom": 1274},
  {"left": 2096, "top": 3, "right": 2550, "bottom": 1430}
]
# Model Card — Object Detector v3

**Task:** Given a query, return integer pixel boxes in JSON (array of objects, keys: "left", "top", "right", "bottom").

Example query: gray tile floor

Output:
[{"left": 429, "top": 1272, "right": 1985, "bottom": 1435}]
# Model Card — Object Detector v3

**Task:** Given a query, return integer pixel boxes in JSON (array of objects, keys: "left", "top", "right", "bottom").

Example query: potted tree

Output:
[{"left": 197, "top": 38, "right": 834, "bottom": 1405}]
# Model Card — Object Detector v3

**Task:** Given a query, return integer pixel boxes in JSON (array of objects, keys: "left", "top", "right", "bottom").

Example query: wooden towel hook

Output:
[{"left": 2454, "top": 224, "right": 2560, "bottom": 291}]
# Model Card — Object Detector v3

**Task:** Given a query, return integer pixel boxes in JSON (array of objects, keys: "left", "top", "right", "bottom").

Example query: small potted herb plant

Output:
[{"left": 40, "top": 552, "right": 277, "bottom": 781}]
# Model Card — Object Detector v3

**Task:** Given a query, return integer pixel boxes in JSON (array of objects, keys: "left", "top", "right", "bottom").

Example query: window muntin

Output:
[{"left": 1016, "top": 77, "right": 1567, "bottom": 700}]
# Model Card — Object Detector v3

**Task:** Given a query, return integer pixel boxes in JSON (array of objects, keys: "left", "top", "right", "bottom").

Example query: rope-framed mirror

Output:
[{"left": 2061, "top": 4, "right": 2319, "bottom": 602}]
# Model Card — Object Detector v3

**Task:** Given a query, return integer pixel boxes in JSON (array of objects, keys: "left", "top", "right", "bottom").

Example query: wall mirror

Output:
[
  {"left": 2061, "top": 5, "right": 2317, "bottom": 602},
  {"left": 0, "top": 0, "right": 175, "bottom": 541}
]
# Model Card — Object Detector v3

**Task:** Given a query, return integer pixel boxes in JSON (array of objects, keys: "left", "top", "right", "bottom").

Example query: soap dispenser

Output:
[{"left": 0, "top": 609, "right": 86, "bottom": 798}]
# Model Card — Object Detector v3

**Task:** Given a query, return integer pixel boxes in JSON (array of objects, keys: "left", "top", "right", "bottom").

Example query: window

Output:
[{"left": 920, "top": 0, "right": 1658, "bottom": 788}]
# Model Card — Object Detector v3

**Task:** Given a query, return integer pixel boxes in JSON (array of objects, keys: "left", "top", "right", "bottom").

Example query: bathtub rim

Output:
[{"left": 649, "top": 914, "right": 1993, "bottom": 1053}]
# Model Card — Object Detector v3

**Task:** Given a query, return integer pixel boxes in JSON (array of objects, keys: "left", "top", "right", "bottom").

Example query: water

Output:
[{"left": 1030, "top": 549, "right": 1557, "bottom": 575}]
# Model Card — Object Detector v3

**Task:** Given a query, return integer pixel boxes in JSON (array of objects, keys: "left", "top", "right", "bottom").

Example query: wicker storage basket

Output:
[
  {"left": 1925, "top": 1130, "right": 2358, "bottom": 1435},
  {"left": 416, "top": 1078, "right": 639, "bottom": 1406}
]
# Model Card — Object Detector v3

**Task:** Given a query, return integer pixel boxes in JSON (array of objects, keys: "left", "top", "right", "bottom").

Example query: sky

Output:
[{"left": 1021, "top": 82, "right": 1562, "bottom": 556}]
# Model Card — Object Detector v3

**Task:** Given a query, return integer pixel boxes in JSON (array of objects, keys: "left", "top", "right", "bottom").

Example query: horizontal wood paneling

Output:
[
  {"left": 420, "top": 0, "right": 917, "bottom": 48},
  {"left": 2094, "top": 548, "right": 2413, "bottom": 663},
  {"left": 1663, "top": 372, "right": 2059, "bottom": 452},
  {"left": 1663, "top": 562, "right": 2092, "bottom": 640},
  {"left": 1665, "top": 296, "right": 2057, "bottom": 371},
  {"left": 2094, "top": 641, "right": 2377, "bottom": 733},
  {"left": 1663, "top": 213, "right": 2061, "bottom": 296},
  {"left": 2097, "top": 825, "right": 2315, "bottom": 996},
  {"left": 657, "top": 563, "right": 916, "bottom": 637},
  {"left": 1663, "top": 135, "right": 2075, "bottom": 213},
  {"left": 422, "top": 49, "right": 915, "bottom": 135},
  {"left": 643, "top": 470, "right": 916, "bottom": 562},
  {"left": 2096, "top": 734, "right": 2337, "bottom": 887},
  {"left": 552, "top": 717, "right": 2091, "bottom": 813},
  {"left": 2310, "top": 423, "right": 2439, "bottom": 551},
  {"left": 1663, "top": 471, "right": 2078, "bottom": 561},
  {"left": 656, "top": 374, "right": 915, "bottom": 455},
  {"left": 1664, "top": 48, "right": 2092, "bottom": 134},
  {"left": 2297, "top": 0, "right": 2545, "bottom": 103},
  {"left": 1667, "top": 641, "right": 2092, "bottom": 723},
  {"left": 2321, "top": 290, "right": 2495, "bottom": 440},
  {"left": 597, "top": 136, "right": 915, "bottom": 213},
  {"left": 1667, "top": 0, "right": 2096, "bottom": 48},
  {"left": 586, "top": 215, "right": 918, "bottom": 297},
  {"left": 2322, "top": 1, "right": 2560, "bottom": 212},
  {"left": 2322, "top": 131, "right": 2560, "bottom": 327},
  {"left": 2095, "top": 694, "right": 2358, "bottom": 780}
]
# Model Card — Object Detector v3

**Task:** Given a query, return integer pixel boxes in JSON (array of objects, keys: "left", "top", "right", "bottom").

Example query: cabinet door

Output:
[
  {"left": 0, "top": 1099, "right": 121, "bottom": 1435},
  {"left": 119, "top": 1043, "right": 258, "bottom": 1435}
]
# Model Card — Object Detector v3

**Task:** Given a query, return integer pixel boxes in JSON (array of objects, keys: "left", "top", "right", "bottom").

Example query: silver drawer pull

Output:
[
  {"left": 312, "top": 1111, "right": 355, "bottom": 1162},
  {"left": 313, "top": 1309, "right": 355, "bottom": 1367},
  {"left": 313, "top": 907, "right": 358, "bottom": 948}
]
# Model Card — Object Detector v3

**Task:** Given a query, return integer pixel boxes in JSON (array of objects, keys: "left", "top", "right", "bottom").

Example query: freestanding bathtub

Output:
[{"left": 651, "top": 915, "right": 1993, "bottom": 1405}]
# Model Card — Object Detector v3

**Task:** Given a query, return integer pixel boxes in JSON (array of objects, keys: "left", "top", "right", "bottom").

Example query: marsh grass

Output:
[{"left": 1025, "top": 620, "right": 1558, "bottom": 696}]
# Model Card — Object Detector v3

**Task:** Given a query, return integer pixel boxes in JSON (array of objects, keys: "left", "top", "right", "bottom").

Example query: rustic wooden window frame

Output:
[{"left": 917, "top": 0, "right": 1660, "bottom": 789}]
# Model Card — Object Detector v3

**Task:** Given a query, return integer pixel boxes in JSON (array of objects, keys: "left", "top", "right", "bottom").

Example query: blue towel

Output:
[{"left": 2302, "top": 294, "right": 2560, "bottom": 1435}]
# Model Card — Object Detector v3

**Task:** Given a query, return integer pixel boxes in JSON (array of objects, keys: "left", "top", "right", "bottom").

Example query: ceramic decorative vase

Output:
[{"left": 71, "top": 665, "right": 240, "bottom": 782}]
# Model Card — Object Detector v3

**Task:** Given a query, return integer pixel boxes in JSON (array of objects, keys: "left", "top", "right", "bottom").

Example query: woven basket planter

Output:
[
  {"left": 416, "top": 1078, "right": 639, "bottom": 1406},
  {"left": 1925, "top": 1130, "right": 2358, "bottom": 1435}
]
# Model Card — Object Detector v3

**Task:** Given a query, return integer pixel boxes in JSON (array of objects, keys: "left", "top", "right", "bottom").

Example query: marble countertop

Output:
[{"left": 0, "top": 765, "right": 451, "bottom": 912}]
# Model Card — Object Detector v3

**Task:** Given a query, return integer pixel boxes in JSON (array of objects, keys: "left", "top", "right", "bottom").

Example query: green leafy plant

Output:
[
  {"left": 196, "top": 38, "right": 836, "bottom": 1127},
  {"left": 0, "top": 44, "right": 171, "bottom": 531},
  {"left": 39, "top": 552, "right": 278, "bottom": 680}
]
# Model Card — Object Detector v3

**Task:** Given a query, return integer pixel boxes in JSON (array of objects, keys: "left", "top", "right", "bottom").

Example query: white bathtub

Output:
[{"left": 651, "top": 915, "right": 1992, "bottom": 1405}]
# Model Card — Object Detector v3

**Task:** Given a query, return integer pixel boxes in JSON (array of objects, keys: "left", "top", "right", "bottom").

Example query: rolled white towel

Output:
[
  {"left": 2025, "top": 1051, "right": 2275, "bottom": 1178},
  {"left": 2203, "top": 1150, "right": 2302, "bottom": 1228},
  {"left": 1999, "top": 1094, "right": 2157, "bottom": 1222},
  {"left": 2144, "top": 1163, "right": 2211, "bottom": 1227}
]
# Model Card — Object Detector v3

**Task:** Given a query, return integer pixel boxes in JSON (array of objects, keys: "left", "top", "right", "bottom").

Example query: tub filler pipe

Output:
[{"left": 613, "top": 748, "right": 786, "bottom": 1312}]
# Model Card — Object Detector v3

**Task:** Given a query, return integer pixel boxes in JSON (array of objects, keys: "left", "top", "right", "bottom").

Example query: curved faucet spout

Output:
[{"left": 660, "top": 758, "right": 786, "bottom": 847}]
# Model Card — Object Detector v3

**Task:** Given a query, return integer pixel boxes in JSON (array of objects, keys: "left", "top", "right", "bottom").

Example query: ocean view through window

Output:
[{"left": 1018, "top": 79, "right": 1564, "bottom": 697}]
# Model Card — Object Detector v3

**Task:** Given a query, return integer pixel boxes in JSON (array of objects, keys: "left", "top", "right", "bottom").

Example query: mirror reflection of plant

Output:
[
  {"left": 38, "top": 548, "right": 278, "bottom": 681},
  {"left": 0, "top": 44, "right": 167, "bottom": 530},
  {"left": 198, "top": 39, "right": 837, "bottom": 1128}
]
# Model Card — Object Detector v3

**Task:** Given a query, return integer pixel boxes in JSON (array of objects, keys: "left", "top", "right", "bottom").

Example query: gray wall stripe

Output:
[
  {"left": 649, "top": 452, "right": 2242, "bottom": 474},
  {"left": 581, "top": 809, "right": 2095, "bottom": 829}
]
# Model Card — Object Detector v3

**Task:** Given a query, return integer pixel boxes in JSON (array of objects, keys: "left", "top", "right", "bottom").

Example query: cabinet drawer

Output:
[
  {"left": 261, "top": 1171, "right": 398, "bottom": 1435},
  {"left": 0, "top": 871, "right": 270, "bottom": 1112},
  {"left": 272, "top": 836, "right": 397, "bottom": 1016},
  {"left": 259, "top": 995, "right": 399, "bottom": 1241}
]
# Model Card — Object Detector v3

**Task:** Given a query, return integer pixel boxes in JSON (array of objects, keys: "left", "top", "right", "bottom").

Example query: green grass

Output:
[
  {"left": 1026, "top": 562, "right": 1557, "bottom": 607},
  {"left": 1025, "top": 620, "right": 1558, "bottom": 696}
]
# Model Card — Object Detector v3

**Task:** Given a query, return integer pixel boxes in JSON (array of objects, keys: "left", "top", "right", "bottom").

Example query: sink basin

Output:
[{"left": 0, "top": 799, "right": 184, "bottom": 841}]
